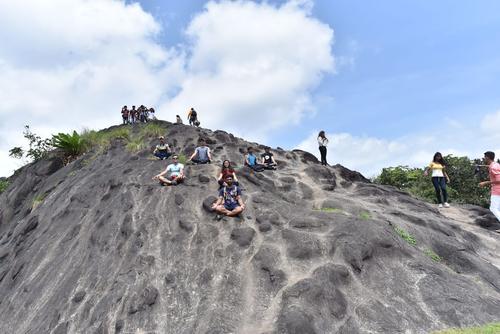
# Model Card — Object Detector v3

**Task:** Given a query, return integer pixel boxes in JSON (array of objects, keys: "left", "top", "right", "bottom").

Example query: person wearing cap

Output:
[
  {"left": 211, "top": 175, "right": 245, "bottom": 217},
  {"left": 153, "top": 136, "right": 171, "bottom": 160},
  {"left": 152, "top": 154, "right": 185, "bottom": 186}
]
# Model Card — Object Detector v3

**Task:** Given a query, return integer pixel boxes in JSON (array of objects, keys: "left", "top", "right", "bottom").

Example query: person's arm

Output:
[
  {"left": 237, "top": 194, "right": 245, "bottom": 210},
  {"left": 480, "top": 180, "right": 500, "bottom": 187},
  {"left": 211, "top": 196, "right": 223, "bottom": 209},
  {"left": 423, "top": 166, "right": 430, "bottom": 176},
  {"left": 153, "top": 167, "right": 168, "bottom": 179},
  {"left": 245, "top": 155, "right": 250, "bottom": 165},
  {"left": 189, "top": 149, "right": 197, "bottom": 161},
  {"left": 261, "top": 155, "right": 265, "bottom": 164},
  {"left": 233, "top": 171, "right": 238, "bottom": 182},
  {"left": 444, "top": 170, "right": 450, "bottom": 183},
  {"left": 153, "top": 146, "right": 158, "bottom": 154},
  {"left": 217, "top": 172, "right": 223, "bottom": 181},
  {"left": 271, "top": 155, "right": 277, "bottom": 165},
  {"left": 208, "top": 148, "right": 212, "bottom": 161},
  {"left": 179, "top": 165, "right": 184, "bottom": 177}
]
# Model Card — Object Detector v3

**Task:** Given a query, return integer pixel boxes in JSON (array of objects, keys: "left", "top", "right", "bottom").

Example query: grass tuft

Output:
[
  {"left": 140, "top": 122, "right": 165, "bottom": 139},
  {"left": 0, "top": 180, "right": 9, "bottom": 194},
  {"left": 317, "top": 207, "right": 344, "bottom": 213},
  {"left": 433, "top": 323, "right": 500, "bottom": 334},
  {"left": 394, "top": 226, "right": 417, "bottom": 245},
  {"left": 359, "top": 211, "right": 371, "bottom": 220},
  {"left": 177, "top": 153, "right": 187, "bottom": 165},
  {"left": 32, "top": 193, "right": 46, "bottom": 211},
  {"left": 424, "top": 249, "right": 442, "bottom": 262},
  {"left": 126, "top": 136, "right": 146, "bottom": 152}
]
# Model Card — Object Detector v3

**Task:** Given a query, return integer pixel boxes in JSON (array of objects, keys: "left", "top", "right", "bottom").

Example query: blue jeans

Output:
[
  {"left": 154, "top": 151, "right": 171, "bottom": 160},
  {"left": 432, "top": 177, "right": 448, "bottom": 204}
]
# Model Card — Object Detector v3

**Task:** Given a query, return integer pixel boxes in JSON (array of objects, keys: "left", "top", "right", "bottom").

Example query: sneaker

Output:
[
  {"left": 438, "top": 204, "right": 443, "bottom": 208},
  {"left": 444, "top": 202, "right": 450, "bottom": 208}
]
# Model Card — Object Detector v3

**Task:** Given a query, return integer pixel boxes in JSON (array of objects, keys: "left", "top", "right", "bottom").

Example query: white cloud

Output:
[
  {"left": 0, "top": 0, "right": 334, "bottom": 177},
  {"left": 297, "top": 111, "right": 500, "bottom": 178},
  {"left": 160, "top": 0, "right": 334, "bottom": 140}
]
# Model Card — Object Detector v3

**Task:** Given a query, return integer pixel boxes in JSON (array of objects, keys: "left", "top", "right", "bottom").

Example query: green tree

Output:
[{"left": 9, "top": 125, "right": 53, "bottom": 161}]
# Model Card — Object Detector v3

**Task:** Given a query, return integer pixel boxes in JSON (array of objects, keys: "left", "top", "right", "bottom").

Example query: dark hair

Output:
[
  {"left": 318, "top": 131, "right": 326, "bottom": 139},
  {"left": 199, "top": 138, "right": 205, "bottom": 143},
  {"left": 247, "top": 146, "right": 253, "bottom": 152},
  {"left": 221, "top": 160, "right": 232, "bottom": 170},
  {"left": 484, "top": 151, "right": 495, "bottom": 161},
  {"left": 176, "top": 115, "right": 180, "bottom": 117},
  {"left": 433, "top": 152, "right": 446, "bottom": 166}
]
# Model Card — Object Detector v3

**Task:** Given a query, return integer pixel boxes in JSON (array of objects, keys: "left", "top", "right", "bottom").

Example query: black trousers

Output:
[{"left": 319, "top": 146, "right": 327, "bottom": 165}]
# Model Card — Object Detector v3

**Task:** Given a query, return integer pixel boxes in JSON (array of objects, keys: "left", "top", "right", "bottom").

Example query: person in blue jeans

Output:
[
  {"left": 189, "top": 138, "right": 212, "bottom": 164},
  {"left": 211, "top": 175, "right": 245, "bottom": 217},
  {"left": 153, "top": 136, "right": 171, "bottom": 160},
  {"left": 424, "top": 152, "right": 451, "bottom": 208}
]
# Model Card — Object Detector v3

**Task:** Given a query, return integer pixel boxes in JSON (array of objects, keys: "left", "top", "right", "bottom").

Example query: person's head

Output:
[
  {"left": 433, "top": 152, "right": 445, "bottom": 165},
  {"left": 484, "top": 151, "right": 495, "bottom": 165},
  {"left": 172, "top": 154, "right": 179, "bottom": 163},
  {"left": 123, "top": 105, "right": 127, "bottom": 109},
  {"left": 318, "top": 130, "right": 326, "bottom": 139},
  {"left": 132, "top": 105, "right": 136, "bottom": 109},
  {"left": 191, "top": 107, "right": 194, "bottom": 111},
  {"left": 248, "top": 147, "right": 254, "bottom": 154},
  {"left": 224, "top": 174, "right": 234, "bottom": 186},
  {"left": 265, "top": 146, "right": 271, "bottom": 153},
  {"left": 176, "top": 115, "right": 180, "bottom": 118},
  {"left": 222, "top": 160, "right": 231, "bottom": 169},
  {"left": 198, "top": 138, "right": 206, "bottom": 146},
  {"left": 159, "top": 136, "right": 165, "bottom": 142}
]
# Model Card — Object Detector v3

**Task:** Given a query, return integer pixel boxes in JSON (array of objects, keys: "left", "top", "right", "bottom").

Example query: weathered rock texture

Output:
[{"left": 1, "top": 121, "right": 500, "bottom": 334}]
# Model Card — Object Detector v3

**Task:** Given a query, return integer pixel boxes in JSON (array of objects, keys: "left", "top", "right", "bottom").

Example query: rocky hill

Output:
[{"left": 0, "top": 121, "right": 500, "bottom": 334}]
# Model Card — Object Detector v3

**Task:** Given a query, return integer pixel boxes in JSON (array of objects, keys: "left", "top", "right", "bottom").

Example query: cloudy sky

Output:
[{"left": 1, "top": 0, "right": 499, "bottom": 177}]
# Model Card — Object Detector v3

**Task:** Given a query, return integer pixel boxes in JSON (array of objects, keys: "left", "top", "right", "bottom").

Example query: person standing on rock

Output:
[
  {"left": 130, "top": 106, "right": 137, "bottom": 124},
  {"left": 121, "top": 106, "right": 129, "bottom": 124},
  {"left": 424, "top": 152, "right": 451, "bottom": 208},
  {"left": 212, "top": 175, "right": 245, "bottom": 217},
  {"left": 318, "top": 131, "right": 329, "bottom": 166},
  {"left": 153, "top": 154, "right": 185, "bottom": 185},
  {"left": 187, "top": 107, "right": 198, "bottom": 126},
  {"left": 479, "top": 151, "right": 500, "bottom": 223},
  {"left": 189, "top": 139, "right": 212, "bottom": 164}
]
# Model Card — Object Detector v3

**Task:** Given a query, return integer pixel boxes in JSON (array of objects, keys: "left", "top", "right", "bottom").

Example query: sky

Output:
[{"left": 1, "top": 0, "right": 500, "bottom": 177}]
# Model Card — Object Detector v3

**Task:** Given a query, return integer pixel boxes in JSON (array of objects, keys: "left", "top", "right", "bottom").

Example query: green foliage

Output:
[
  {"left": 52, "top": 131, "right": 85, "bottom": 156},
  {"left": 32, "top": 193, "right": 46, "bottom": 210},
  {"left": 126, "top": 136, "right": 146, "bottom": 152},
  {"left": 318, "top": 207, "right": 344, "bottom": 213},
  {"left": 9, "top": 125, "right": 53, "bottom": 161},
  {"left": 0, "top": 180, "right": 9, "bottom": 194},
  {"left": 80, "top": 127, "right": 131, "bottom": 151},
  {"left": 359, "top": 211, "right": 371, "bottom": 220},
  {"left": 177, "top": 153, "right": 187, "bottom": 165},
  {"left": 394, "top": 226, "right": 417, "bottom": 245},
  {"left": 140, "top": 122, "right": 165, "bottom": 138},
  {"left": 424, "top": 249, "right": 442, "bottom": 262},
  {"left": 374, "top": 155, "right": 490, "bottom": 207},
  {"left": 433, "top": 323, "right": 500, "bottom": 334}
]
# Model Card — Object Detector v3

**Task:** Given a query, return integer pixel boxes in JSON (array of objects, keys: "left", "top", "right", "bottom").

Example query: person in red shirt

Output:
[
  {"left": 479, "top": 151, "right": 500, "bottom": 226},
  {"left": 217, "top": 160, "right": 239, "bottom": 189}
]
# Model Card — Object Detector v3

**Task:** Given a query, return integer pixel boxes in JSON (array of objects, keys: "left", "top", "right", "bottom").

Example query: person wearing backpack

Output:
[
  {"left": 211, "top": 175, "right": 245, "bottom": 217},
  {"left": 187, "top": 107, "right": 198, "bottom": 126},
  {"left": 189, "top": 138, "right": 212, "bottom": 164}
]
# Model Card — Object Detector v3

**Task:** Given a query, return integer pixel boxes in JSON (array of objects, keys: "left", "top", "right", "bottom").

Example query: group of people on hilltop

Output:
[
  {"left": 152, "top": 137, "right": 281, "bottom": 219},
  {"left": 120, "top": 105, "right": 156, "bottom": 124}
]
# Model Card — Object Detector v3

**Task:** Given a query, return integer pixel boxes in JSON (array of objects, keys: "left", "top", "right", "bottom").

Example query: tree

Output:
[{"left": 9, "top": 125, "right": 53, "bottom": 161}]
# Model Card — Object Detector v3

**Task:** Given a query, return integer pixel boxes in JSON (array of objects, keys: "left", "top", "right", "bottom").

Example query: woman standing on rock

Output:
[
  {"left": 318, "top": 131, "right": 329, "bottom": 166},
  {"left": 424, "top": 152, "right": 451, "bottom": 208}
]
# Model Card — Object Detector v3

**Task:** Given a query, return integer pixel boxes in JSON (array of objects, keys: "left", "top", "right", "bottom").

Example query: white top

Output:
[
  {"left": 318, "top": 137, "right": 329, "bottom": 147},
  {"left": 167, "top": 163, "right": 184, "bottom": 177}
]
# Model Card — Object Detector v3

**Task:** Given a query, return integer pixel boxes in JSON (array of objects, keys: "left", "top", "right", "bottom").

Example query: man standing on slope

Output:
[
  {"left": 479, "top": 151, "right": 500, "bottom": 228},
  {"left": 153, "top": 154, "right": 185, "bottom": 186}
]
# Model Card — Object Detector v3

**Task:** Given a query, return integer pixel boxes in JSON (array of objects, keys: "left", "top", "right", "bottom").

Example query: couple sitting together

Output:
[{"left": 245, "top": 146, "right": 277, "bottom": 171}]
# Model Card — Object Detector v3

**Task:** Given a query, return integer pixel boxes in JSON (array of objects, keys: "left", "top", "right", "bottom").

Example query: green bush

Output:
[
  {"left": 374, "top": 155, "right": 490, "bottom": 207},
  {"left": 394, "top": 226, "right": 417, "bottom": 245},
  {"left": 0, "top": 180, "right": 9, "bottom": 194},
  {"left": 433, "top": 323, "right": 500, "bottom": 334},
  {"left": 9, "top": 125, "right": 53, "bottom": 161},
  {"left": 52, "top": 131, "right": 86, "bottom": 156}
]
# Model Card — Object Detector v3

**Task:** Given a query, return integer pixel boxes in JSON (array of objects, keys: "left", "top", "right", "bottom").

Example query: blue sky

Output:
[{"left": 1, "top": 0, "right": 500, "bottom": 176}]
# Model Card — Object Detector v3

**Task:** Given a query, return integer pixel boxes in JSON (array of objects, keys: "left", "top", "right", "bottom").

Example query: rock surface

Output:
[{"left": 0, "top": 121, "right": 500, "bottom": 333}]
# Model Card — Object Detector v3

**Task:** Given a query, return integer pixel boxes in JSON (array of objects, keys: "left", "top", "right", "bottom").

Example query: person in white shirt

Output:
[
  {"left": 318, "top": 130, "right": 329, "bottom": 166},
  {"left": 153, "top": 155, "right": 185, "bottom": 186}
]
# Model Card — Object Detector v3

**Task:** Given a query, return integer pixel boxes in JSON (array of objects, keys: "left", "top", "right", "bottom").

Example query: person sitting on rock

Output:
[
  {"left": 261, "top": 147, "right": 277, "bottom": 170},
  {"left": 245, "top": 147, "right": 264, "bottom": 171},
  {"left": 211, "top": 175, "right": 245, "bottom": 217},
  {"left": 189, "top": 139, "right": 212, "bottom": 164},
  {"left": 153, "top": 136, "right": 171, "bottom": 160},
  {"left": 176, "top": 115, "right": 183, "bottom": 124},
  {"left": 149, "top": 108, "right": 156, "bottom": 120},
  {"left": 218, "top": 160, "right": 239, "bottom": 189},
  {"left": 152, "top": 154, "right": 184, "bottom": 185}
]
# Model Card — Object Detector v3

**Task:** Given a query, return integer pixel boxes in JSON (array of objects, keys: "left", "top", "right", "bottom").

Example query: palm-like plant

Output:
[{"left": 52, "top": 131, "right": 85, "bottom": 157}]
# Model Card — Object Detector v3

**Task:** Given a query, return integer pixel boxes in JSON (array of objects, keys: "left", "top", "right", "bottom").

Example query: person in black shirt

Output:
[{"left": 261, "top": 147, "right": 277, "bottom": 170}]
